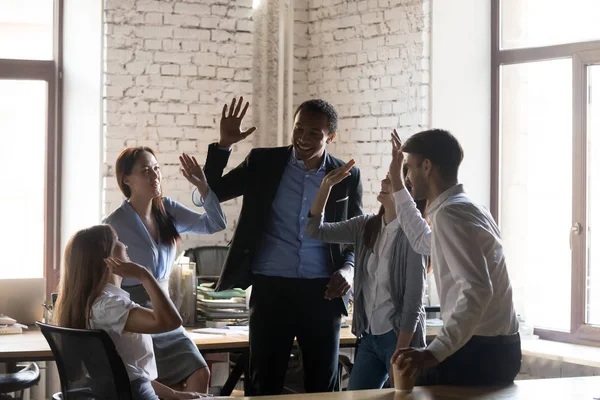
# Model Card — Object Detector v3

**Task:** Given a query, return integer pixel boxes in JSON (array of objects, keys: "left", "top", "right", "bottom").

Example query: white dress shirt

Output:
[
  {"left": 393, "top": 184, "right": 519, "bottom": 362},
  {"left": 363, "top": 218, "right": 400, "bottom": 335},
  {"left": 89, "top": 284, "right": 158, "bottom": 382}
]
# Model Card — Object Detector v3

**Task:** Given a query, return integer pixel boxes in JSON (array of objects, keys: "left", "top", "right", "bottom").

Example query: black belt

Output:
[{"left": 469, "top": 332, "right": 521, "bottom": 345}]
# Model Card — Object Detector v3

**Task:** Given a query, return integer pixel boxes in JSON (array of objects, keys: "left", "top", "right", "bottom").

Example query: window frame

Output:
[
  {"left": 0, "top": 0, "right": 63, "bottom": 299},
  {"left": 492, "top": 0, "right": 600, "bottom": 344}
]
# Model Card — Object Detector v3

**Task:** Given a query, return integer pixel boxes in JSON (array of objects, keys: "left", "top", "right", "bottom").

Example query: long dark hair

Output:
[
  {"left": 362, "top": 200, "right": 427, "bottom": 250},
  {"left": 53, "top": 225, "right": 116, "bottom": 329},
  {"left": 115, "top": 147, "right": 180, "bottom": 246}
]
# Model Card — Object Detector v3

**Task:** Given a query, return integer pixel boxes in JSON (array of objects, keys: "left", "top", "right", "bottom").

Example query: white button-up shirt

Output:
[
  {"left": 89, "top": 284, "right": 158, "bottom": 382},
  {"left": 363, "top": 219, "right": 400, "bottom": 335},
  {"left": 393, "top": 184, "right": 518, "bottom": 362}
]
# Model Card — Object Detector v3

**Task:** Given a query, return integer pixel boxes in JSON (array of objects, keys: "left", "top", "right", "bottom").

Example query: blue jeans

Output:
[{"left": 347, "top": 330, "right": 398, "bottom": 390}]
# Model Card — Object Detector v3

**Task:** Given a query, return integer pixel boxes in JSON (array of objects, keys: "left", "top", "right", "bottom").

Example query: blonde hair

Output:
[{"left": 53, "top": 225, "right": 117, "bottom": 329}]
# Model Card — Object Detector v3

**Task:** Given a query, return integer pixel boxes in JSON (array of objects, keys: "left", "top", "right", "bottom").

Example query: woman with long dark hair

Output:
[
  {"left": 104, "top": 147, "right": 226, "bottom": 394},
  {"left": 306, "top": 161, "right": 428, "bottom": 390}
]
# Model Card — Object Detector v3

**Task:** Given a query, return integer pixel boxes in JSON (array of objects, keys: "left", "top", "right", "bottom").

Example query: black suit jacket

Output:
[{"left": 203, "top": 143, "right": 363, "bottom": 314}]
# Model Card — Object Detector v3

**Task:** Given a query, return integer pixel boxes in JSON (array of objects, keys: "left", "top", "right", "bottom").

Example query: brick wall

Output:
[
  {"left": 305, "top": 0, "right": 431, "bottom": 213},
  {"left": 102, "top": 0, "right": 430, "bottom": 250},
  {"left": 103, "top": 0, "right": 254, "bottom": 249}
]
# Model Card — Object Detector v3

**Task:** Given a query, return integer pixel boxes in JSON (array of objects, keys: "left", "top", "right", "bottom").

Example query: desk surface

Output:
[
  {"left": 0, "top": 325, "right": 439, "bottom": 362},
  {"left": 0, "top": 326, "right": 363, "bottom": 362},
  {"left": 230, "top": 376, "right": 600, "bottom": 399}
]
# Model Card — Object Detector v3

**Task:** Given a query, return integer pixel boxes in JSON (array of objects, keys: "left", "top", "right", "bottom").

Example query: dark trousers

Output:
[
  {"left": 247, "top": 274, "right": 342, "bottom": 396},
  {"left": 417, "top": 333, "right": 522, "bottom": 386}
]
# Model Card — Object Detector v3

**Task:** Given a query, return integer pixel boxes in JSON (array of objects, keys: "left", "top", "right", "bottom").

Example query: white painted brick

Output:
[
  {"left": 212, "top": 30, "right": 233, "bottom": 42},
  {"left": 217, "top": 67, "right": 235, "bottom": 79},
  {"left": 158, "top": 127, "right": 185, "bottom": 138},
  {"left": 174, "top": 28, "right": 210, "bottom": 40},
  {"left": 200, "top": 16, "right": 220, "bottom": 29},
  {"left": 181, "top": 65, "right": 198, "bottom": 76},
  {"left": 181, "top": 90, "right": 200, "bottom": 102},
  {"left": 161, "top": 64, "right": 180, "bottom": 76},
  {"left": 236, "top": 32, "right": 253, "bottom": 44},
  {"left": 163, "top": 89, "right": 182, "bottom": 100},
  {"left": 178, "top": 140, "right": 197, "bottom": 152},
  {"left": 173, "top": 3, "right": 210, "bottom": 15},
  {"left": 144, "top": 12, "right": 163, "bottom": 25},
  {"left": 182, "top": 40, "right": 200, "bottom": 51},
  {"left": 168, "top": 103, "right": 188, "bottom": 114},
  {"left": 236, "top": 44, "right": 252, "bottom": 56},
  {"left": 144, "top": 39, "right": 162, "bottom": 50},
  {"left": 198, "top": 66, "right": 217, "bottom": 77},
  {"left": 136, "top": 0, "right": 173, "bottom": 12},
  {"left": 145, "top": 64, "right": 161, "bottom": 75},
  {"left": 217, "top": 44, "right": 237, "bottom": 57},
  {"left": 219, "top": 18, "right": 237, "bottom": 31},
  {"left": 154, "top": 52, "right": 192, "bottom": 64},
  {"left": 237, "top": 19, "right": 253, "bottom": 32},
  {"left": 234, "top": 69, "right": 251, "bottom": 81},
  {"left": 211, "top": 5, "right": 227, "bottom": 16},
  {"left": 134, "top": 26, "right": 173, "bottom": 39},
  {"left": 196, "top": 115, "right": 216, "bottom": 127},
  {"left": 176, "top": 115, "right": 196, "bottom": 127},
  {"left": 164, "top": 14, "right": 201, "bottom": 28},
  {"left": 157, "top": 114, "right": 175, "bottom": 126},
  {"left": 227, "top": 7, "right": 252, "bottom": 19}
]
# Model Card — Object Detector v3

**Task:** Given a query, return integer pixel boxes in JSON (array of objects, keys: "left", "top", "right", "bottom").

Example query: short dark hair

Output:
[
  {"left": 402, "top": 129, "right": 463, "bottom": 181},
  {"left": 294, "top": 99, "right": 338, "bottom": 134}
]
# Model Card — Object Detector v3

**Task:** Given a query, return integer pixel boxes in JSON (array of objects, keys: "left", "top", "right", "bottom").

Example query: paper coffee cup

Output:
[{"left": 392, "top": 361, "right": 415, "bottom": 393}]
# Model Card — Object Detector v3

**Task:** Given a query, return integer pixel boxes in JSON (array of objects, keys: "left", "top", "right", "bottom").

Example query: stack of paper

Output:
[
  {"left": 0, "top": 314, "right": 27, "bottom": 335},
  {"left": 197, "top": 283, "right": 249, "bottom": 323},
  {"left": 192, "top": 326, "right": 249, "bottom": 336}
]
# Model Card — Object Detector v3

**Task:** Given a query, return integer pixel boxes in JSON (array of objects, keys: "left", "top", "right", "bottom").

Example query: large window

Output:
[
  {"left": 0, "top": 0, "right": 61, "bottom": 295},
  {"left": 493, "top": 0, "right": 600, "bottom": 342}
]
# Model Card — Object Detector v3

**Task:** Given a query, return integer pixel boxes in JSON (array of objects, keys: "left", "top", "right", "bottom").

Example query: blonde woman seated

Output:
[{"left": 53, "top": 225, "right": 207, "bottom": 399}]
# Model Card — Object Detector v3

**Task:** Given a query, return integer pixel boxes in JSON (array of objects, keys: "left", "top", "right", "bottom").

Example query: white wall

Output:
[
  {"left": 431, "top": 0, "right": 491, "bottom": 207},
  {"left": 60, "top": 0, "right": 103, "bottom": 253}
]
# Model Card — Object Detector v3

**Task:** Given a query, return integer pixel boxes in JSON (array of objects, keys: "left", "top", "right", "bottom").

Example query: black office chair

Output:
[
  {"left": 36, "top": 322, "right": 133, "bottom": 400},
  {"left": 184, "top": 245, "right": 229, "bottom": 283},
  {"left": 0, "top": 363, "right": 40, "bottom": 400}
]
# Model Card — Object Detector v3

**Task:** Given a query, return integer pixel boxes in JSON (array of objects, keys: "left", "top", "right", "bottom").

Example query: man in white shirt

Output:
[{"left": 389, "top": 128, "right": 521, "bottom": 386}]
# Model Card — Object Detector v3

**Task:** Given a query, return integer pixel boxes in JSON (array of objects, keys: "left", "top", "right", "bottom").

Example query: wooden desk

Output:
[
  {"left": 0, "top": 325, "right": 441, "bottom": 363},
  {"left": 231, "top": 376, "right": 600, "bottom": 399}
]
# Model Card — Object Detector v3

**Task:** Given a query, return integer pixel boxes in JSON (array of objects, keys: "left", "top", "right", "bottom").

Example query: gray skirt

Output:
[{"left": 124, "top": 284, "right": 208, "bottom": 386}]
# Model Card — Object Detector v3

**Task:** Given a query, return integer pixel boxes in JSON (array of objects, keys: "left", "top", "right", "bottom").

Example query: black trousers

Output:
[
  {"left": 417, "top": 333, "right": 522, "bottom": 386},
  {"left": 247, "top": 274, "right": 342, "bottom": 396}
]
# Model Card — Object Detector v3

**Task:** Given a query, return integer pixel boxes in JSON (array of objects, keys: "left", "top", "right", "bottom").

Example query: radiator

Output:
[{"left": 3, "top": 361, "right": 61, "bottom": 400}]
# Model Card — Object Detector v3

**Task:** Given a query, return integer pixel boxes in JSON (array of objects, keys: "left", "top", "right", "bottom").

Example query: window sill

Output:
[{"left": 522, "top": 338, "right": 600, "bottom": 368}]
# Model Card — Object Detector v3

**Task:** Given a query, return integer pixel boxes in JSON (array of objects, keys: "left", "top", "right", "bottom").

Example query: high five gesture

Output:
[{"left": 218, "top": 96, "right": 257, "bottom": 148}]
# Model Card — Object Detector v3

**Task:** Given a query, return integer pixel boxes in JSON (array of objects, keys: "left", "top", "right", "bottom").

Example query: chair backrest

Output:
[
  {"left": 36, "top": 322, "right": 132, "bottom": 400},
  {"left": 184, "top": 245, "right": 229, "bottom": 280}
]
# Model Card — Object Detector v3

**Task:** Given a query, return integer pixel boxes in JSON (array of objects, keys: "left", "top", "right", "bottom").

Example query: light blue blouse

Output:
[{"left": 104, "top": 190, "right": 227, "bottom": 287}]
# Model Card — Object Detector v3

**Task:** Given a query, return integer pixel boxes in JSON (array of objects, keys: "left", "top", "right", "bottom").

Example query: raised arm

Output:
[
  {"left": 105, "top": 258, "right": 182, "bottom": 334},
  {"left": 177, "top": 154, "right": 227, "bottom": 233},
  {"left": 393, "top": 189, "right": 432, "bottom": 255},
  {"left": 389, "top": 130, "right": 431, "bottom": 255},
  {"left": 306, "top": 160, "right": 361, "bottom": 244},
  {"left": 192, "top": 96, "right": 257, "bottom": 204},
  {"left": 164, "top": 195, "right": 226, "bottom": 235}
]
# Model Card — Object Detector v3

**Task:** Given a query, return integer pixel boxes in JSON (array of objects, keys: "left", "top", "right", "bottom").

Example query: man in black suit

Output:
[{"left": 184, "top": 97, "right": 362, "bottom": 395}]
